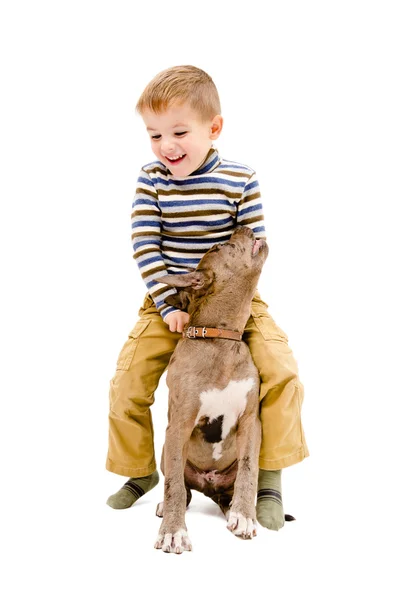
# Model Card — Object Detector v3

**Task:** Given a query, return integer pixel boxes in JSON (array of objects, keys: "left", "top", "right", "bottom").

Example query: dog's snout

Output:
[{"left": 233, "top": 226, "right": 255, "bottom": 239}]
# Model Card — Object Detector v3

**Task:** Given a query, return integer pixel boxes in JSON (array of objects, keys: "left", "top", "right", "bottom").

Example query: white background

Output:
[{"left": 1, "top": 1, "right": 393, "bottom": 598}]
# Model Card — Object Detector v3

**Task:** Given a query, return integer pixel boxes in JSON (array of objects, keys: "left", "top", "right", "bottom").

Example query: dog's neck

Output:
[{"left": 187, "top": 287, "right": 256, "bottom": 332}]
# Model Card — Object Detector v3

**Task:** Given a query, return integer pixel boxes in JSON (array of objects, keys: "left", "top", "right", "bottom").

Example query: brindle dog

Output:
[{"left": 154, "top": 226, "right": 268, "bottom": 553}]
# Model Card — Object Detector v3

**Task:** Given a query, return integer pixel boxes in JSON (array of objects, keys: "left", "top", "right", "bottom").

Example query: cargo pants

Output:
[{"left": 106, "top": 290, "right": 309, "bottom": 477}]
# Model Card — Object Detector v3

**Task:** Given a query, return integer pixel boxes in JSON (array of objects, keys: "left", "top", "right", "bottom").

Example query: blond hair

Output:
[{"left": 136, "top": 65, "right": 221, "bottom": 122}]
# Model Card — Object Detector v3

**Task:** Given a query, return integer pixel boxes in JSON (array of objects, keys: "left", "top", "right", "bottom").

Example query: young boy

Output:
[{"left": 106, "top": 65, "right": 309, "bottom": 530}]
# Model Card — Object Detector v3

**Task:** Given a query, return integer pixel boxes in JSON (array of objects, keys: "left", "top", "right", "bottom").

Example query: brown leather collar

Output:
[{"left": 182, "top": 325, "right": 243, "bottom": 341}]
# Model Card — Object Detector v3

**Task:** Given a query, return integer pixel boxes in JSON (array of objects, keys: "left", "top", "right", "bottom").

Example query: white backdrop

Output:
[{"left": 1, "top": 1, "right": 393, "bottom": 598}]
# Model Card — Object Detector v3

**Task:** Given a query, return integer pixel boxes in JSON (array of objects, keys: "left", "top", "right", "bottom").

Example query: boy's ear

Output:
[
  {"left": 155, "top": 270, "right": 213, "bottom": 290},
  {"left": 210, "top": 115, "right": 223, "bottom": 139}
]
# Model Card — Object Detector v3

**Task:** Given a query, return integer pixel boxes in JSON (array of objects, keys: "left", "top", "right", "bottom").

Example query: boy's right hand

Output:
[{"left": 164, "top": 311, "right": 190, "bottom": 333}]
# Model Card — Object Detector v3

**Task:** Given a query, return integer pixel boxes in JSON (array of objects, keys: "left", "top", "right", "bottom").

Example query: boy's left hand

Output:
[{"left": 165, "top": 311, "right": 190, "bottom": 333}]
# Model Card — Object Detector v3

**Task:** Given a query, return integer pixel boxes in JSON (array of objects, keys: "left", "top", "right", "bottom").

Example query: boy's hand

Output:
[{"left": 164, "top": 311, "right": 190, "bottom": 333}]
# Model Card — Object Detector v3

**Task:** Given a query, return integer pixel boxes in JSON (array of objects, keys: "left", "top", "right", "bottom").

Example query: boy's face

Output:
[{"left": 141, "top": 103, "right": 223, "bottom": 177}]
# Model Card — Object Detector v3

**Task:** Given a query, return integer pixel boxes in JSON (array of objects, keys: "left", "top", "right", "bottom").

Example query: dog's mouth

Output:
[
  {"left": 252, "top": 239, "right": 265, "bottom": 257},
  {"left": 229, "top": 227, "right": 267, "bottom": 258}
]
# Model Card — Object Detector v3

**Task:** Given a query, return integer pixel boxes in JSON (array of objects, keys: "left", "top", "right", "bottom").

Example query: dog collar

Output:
[{"left": 182, "top": 326, "right": 243, "bottom": 341}]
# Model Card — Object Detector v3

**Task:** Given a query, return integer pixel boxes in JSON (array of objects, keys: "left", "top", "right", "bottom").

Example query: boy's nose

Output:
[{"left": 161, "top": 140, "right": 176, "bottom": 155}]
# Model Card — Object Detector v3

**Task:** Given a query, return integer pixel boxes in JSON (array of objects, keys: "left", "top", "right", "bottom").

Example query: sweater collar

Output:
[
  {"left": 165, "top": 146, "right": 221, "bottom": 177},
  {"left": 191, "top": 146, "right": 221, "bottom": 175}
]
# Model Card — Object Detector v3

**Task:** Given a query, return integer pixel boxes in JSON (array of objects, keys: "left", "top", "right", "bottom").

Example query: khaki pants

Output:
[{"left": 106, "top": 291, "right": 309, "bottom": 477}]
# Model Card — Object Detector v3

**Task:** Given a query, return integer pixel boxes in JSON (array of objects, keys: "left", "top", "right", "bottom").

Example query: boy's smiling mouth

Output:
[{"left": 166, "top": 153, "right": 186, "bottom": 164}]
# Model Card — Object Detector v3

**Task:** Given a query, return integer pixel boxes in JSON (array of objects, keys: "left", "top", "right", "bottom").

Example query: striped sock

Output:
[
  {"left": 106, "top": 470, "right": 159, "bottom": 509},
  {"left": 256, "top": 469, "right": 285, "bottom": 531}
]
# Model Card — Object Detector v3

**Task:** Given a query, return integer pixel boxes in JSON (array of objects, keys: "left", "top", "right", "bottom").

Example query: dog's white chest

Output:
[{"left": 195, "top": 378, "right": 256, "bottom": 460}]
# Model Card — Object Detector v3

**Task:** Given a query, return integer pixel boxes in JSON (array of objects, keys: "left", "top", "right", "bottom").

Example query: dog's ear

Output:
[
  {"left": 164, "top": 290, "right": 191, "bottom": 311},
  {"left": 155, "top": 270, "right": 213, "bottom": 290}
]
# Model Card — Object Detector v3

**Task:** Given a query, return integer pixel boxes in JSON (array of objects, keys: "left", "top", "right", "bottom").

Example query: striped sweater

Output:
[{"left": 131, "top": 146, "right": 266, "bottom": 321}]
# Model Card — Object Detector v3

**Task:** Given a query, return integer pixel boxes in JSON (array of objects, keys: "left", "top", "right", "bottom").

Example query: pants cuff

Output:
[
  {"left": 106, "top": 457, "right": 157, "bottom": 478},
  {"left": 258, "top": 446, "right": 309, "bottom": 470}
]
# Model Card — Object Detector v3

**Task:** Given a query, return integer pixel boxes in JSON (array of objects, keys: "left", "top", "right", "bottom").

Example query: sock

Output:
[
  {"left": 256, "top": 469, "right": 285, "bottom": 531},
  {"left": 106, "top": 470, "right": 160, "bottom": 509}
]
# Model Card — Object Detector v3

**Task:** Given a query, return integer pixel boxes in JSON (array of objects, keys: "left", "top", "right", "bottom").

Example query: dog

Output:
[{"left": 153, "top": 226, "right": 268, "bottom": 553}]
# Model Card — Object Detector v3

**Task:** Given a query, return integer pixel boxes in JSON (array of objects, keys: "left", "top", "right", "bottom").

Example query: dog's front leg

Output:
[
  {"left": 154, "top": 419, "right": 193, "bottom": 554},
  {"left": 227, "top": 413, "right": 261, "bottom": 539}
]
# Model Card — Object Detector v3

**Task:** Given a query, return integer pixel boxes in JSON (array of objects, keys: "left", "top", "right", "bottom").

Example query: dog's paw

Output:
[
  {"left": 156, "top": 501, "right": 164, "bottom": 517},
  {"left": 154, "top": 529, "right": 192, "bottom": 554},
  {"left": 227, "top": 511, "right": 257, "bottom": 539}
]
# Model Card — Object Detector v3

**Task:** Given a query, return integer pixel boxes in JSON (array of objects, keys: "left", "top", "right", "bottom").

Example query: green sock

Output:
[
  {"left": 256, "top": 469, "right": 285, "bottom": 531},
  {"left": 106, "top": 470, "right": 159, "bottom": 509}
]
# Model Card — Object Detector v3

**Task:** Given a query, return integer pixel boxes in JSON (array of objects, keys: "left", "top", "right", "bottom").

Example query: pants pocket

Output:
[
  {"left": 116, "top": 319, "right": 151, "bottom": 371},
  {"left": 252, "top": 289, "right": 269, "bottom": 309},
  {"left": 138, "top": 293, "right": 156, "bottom": 316},
  {"left": 253, "top": 315, "right": 289, "bottom": 343},
  {"left": 251, "top": 304, "right": 291, "bottom": 351}
]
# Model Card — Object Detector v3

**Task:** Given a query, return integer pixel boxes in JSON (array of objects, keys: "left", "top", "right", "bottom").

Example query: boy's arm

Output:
[
  {"left": 131, "top": 168, "right": 181, "bottom": 322},
  {"left": 236, "top": 171, "right": 266, "bottom": 240}
]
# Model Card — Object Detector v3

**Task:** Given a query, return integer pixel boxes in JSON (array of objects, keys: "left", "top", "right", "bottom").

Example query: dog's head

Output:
[{"left": 154, "top": 226, "right": 268, "bottom": 312}]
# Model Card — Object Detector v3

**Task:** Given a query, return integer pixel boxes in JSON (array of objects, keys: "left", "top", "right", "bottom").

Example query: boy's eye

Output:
[
  {"left": 151, "top": 135, "right": 161, "bottom": 140},
  {"left": 175, "top": 131, "right": 187, "bottom": 136}
]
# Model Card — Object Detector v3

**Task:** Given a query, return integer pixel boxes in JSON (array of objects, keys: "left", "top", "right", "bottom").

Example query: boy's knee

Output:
[
  {"left": 263, "top": 350, "right": 300, "bottom": 384},
  {"left": 123, "top": 393, "right": 155, "bottom": 419},
  {"left": 258, "top": 362, "right": 304, "bottom": 405},
  {"left": 109, "top": 370, "right": 155, "bottom": 417}
]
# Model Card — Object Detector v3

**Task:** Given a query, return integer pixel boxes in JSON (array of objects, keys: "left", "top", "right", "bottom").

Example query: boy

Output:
[{"left": 106, "top": 65, "right": 308, "bottom": 530}]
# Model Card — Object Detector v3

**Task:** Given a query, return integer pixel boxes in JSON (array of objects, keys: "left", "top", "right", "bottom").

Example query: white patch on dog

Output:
[
  {"left": 212, "top": 441, "right": 223, "bottom": 460},
  {"left": 227, "top": 511, "right": 257, "bottom": 538},
  {"left": 196, "top": 378, "right": 256, "bottom": 460},
  {"left": 154, "top": 529, "right": 192, "bottom": 553},
  {"left": 156, "top": 501, "right": 164, "bottom": 517}
]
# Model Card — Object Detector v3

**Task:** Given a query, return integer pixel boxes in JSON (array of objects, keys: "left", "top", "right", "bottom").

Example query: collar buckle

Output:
[{"left": 185, "top": 326, "right": 208, "bottom": 339}]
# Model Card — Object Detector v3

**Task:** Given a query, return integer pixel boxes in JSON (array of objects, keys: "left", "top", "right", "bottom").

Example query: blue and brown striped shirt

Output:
[{"left": 131, "top": 146, "right": 266, "bottom": 320}]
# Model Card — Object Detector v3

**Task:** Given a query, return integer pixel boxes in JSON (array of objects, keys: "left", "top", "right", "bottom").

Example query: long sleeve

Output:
[
  {"left": 236, "top": 172, "right": 266, "bottom": 240},
  {"left": 131, "top": 169, "right": 181, "bottom": 321}
]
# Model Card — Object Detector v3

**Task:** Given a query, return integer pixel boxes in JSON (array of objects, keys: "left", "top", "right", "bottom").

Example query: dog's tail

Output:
[{"left": 284, "top": 514, "right": 296, "bottom": 522}]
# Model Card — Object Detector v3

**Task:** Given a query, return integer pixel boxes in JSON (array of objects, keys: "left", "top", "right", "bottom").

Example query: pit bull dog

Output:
[{"left": 154, "top": 226, "right": 268, "bottom": 553}]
